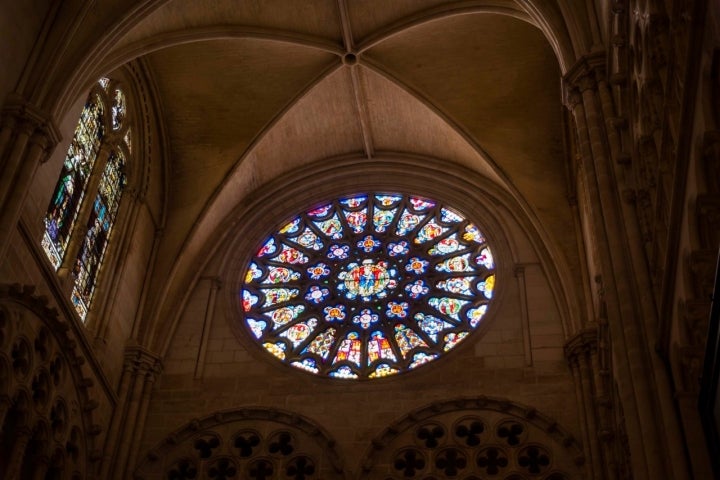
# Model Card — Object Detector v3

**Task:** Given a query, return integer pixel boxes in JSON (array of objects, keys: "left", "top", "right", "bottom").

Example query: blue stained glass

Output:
[
  {"left": 373, "top": 207, "right": 397, "bottom": 232},
  {"left": 246, "top": 319, "right": 267, "bottom": 339},
  {"left": 414, "top": 312, "right": 455, "bottom": 342},
  {"left": 291, "top": 358, "right": 319, "bottom": 373},
  {"left": 409, "top": 197, "right": 435, "bottom": 211},
  {"left": 70, "top": 151, "right": 125, "bottom": 320},
  {"left": 279, "top": 318, "right": 318, "bottom": 347},
  {"left": 376, "top": 195, "right": 401, "bottom": 206},
  {"left": 437, "top": 277, "right": 475, "bottom": 296},
  {"left": 279, "top": 217, "right": 301, "bottom": 234},
  {"left": 440, "top": 208, "right": 463, "bottom": 223},
  {"left": 43, "top": 96, "right": 105, "bottom": 269},
  {"left": 435, "top": 254, "right": 474, "bottom": 273},
  {"left": 367, "top": 330, "right": 397, "bottom": 364},
  {"left": 340, "top": 195, "right": 367, "bottom": 208},
  {"left": 387, "top": 240, "right": 409, "bottom": 257},
  {"left": 476, "top": 248, "right": 494, "bottom": 269},
  {"left": 468, "top": 305, "right": 488, "bottom": 328},
  {"left": 409, "top": 352, "right": 438, "bottom": 368},
  {"left": 329, "top": 366, "right": 358, "bottom": 379},
  {"left": 307, "top": 204, "right": 332, "bottom": 217},
  {"left": 261, "top": 288, "right": 299, "bottom": 307},
  {"left": 262, "top": 266, "right": 301, "bottom": 284},
  {"left": 264, "top": 305, "right": 305, "bottom": 329},
  {"left": 343, "top": 208, "right": 367, "bottom": 234},
  {"left": 288, "top": 228, "right": 324, "bottom": 250},
  {"left": 428, "top": 297, "right": 469, "bottom": 322},
  {"left": 313, "top": 214, "right": 343, "bottom": 239},
  {"left": 396, "top": 209, "right": 425, "bottom": 235},
  {"left": 428, "top": 234, "right": 465, "bottom": 256}
]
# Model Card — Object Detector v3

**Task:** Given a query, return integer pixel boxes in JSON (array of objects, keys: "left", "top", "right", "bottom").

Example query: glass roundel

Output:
[{"left": 241, "top": 193, "right": 496, "bottom": 379}]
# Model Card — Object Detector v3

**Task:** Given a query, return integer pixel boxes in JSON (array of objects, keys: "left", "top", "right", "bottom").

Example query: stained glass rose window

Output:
[{"left": 241, "top": 193, "right": 496, "bottom": 379}]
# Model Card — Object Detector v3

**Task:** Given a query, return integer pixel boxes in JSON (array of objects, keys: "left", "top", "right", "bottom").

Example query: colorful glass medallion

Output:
[
  {"left": 373, "top": 208, "right": 397, "bottom": 232},
  {"left": 279, "top": 217, "right": 301, "bottom": 234},
  {"left": 307, "top": 262, "right": 331, "bottom": 280},
  {"left": 369, "top": 363, "right": 399, "bottom": 378},
  {"left": 327, "top": 244, "right": 350, "bottom": 260},
  {"left": 289, "top": 228, "right": 324, "bottom": 250},
  {"left": 340, "top": 195, "right": 367, "bottom": 208},
  {"left": 428, "top": 234, "right": 464, "bottom": 256},
  {"left": 257, "top": 237, "right": 277, "bottom": 257},
  {"left": 409, "top": 197, "right": 435, "bottom": 211},
  {"left": 386, "top": 302, "right": 409, "bottom": 319},
  {"left": 409, "top": 352, "right": 438, "bottom": 368},
  {"left": 264, "top": 342, "right": 286, "bottom": 360},
  {"left": 307, "top": 204, "right": 332, "bottom": 217},
  {"left": 329, "top": 366, "right": 358, "bottom": 379},
  {"left": 463, "top": 223, "right": 485, "bottom": 243},
  {"left": 305, "top": 285, "right": 330, "bottom": 304},
  {"left": 313, "top": 214, "right": 343, "bottom": 239},
  {"left": 279, "top": 318, "right": 318, "bottom": 348},
  {"left": 478, "top": 275, "right": 495, "bottom": 299},
  {"left": 405, "top": 280, "right": 429, "bottom": 299},
  {"left": 440, "top": 208, "right": 463, "bottom": 223},
  {"left": 376, "top": 195, "right": 401, "bottom": 206},
  {"left": 414, "top": 313, "right": 454, "bottom": 342},
  {"left": 405, "top": 257, "right": 429, "bottom": 275},
  {"left": 271, "top": 245, "right": 308, "bottom": 264},
  {"left": 437, "top": 277, "right": 474, "bottom": 296},
  {"left": 436, "top": 253, "right": 473, "bottom": 273},
  {"left": 353, "top": 309, "right": 380, "bottom": 329},
  {"left": 246, "top": 319, "right": 267, "bottom": 339},
  {"left": 261, "top": 288, "right": 299, "bottom": 307},
  {"left": 323, "top": 304, "right": 346, "bottom": 322},
  {"left": 396, "top": 210, "right": 425, "bottom": 235},
  {"left": 357, "top": 235, "right": 381, "bottom": 252},
  {"left": 246, "top": 262, "right": 263, "bottom": 282},
  {"left": 265, "top": 305, "right": 305, "bottom": 329},
  {"left": 291, "top": 358, "right": 319, "bottom": 373},
  {"left": 342, "top": 261, "right": 391, "bottom": 298},
  {"left": 387, "top": 240, "right": 409, "bottom": 257},
  {"left": 443, "top": 332, "right": 469, "bottom": 351},
  {"left": 241, "top": 192, "right": 497, "bottom": 379},
  {"left": 415, "top": 220, "right": 448, "bottom": 244},
  {"left": 263, "top": 266, "right": 300, "bottom": 284},
  {"left": 343, "top": 209, "right": 367, "bottom": 234},
  {"left": 243, "top": 290, "right": 259, "bottom": 312},
  {"left": 428, "top": 297, "right": 469, "bottom": 322},
  {"left": 468, "top": 305, "right": 488, "bottom": 328},
  {"left": 476, "top": 248, "right": 494, "bottom": 269}
]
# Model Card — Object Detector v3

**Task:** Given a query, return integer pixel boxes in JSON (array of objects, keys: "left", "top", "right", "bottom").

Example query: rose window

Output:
[{"left": 241, "top": 193, "right": 496, "bottom": 379}]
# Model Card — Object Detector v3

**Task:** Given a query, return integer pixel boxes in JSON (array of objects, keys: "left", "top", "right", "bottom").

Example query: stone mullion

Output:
[
  {"left": 567, "top": 87, "right": 651, "bottom": 479},
  {"left": 57, "top": 142, "right": 113, "bottom": 281},
  {"left": 4, "top": 426, "right": 33, "bottom": 480},
  {"left": 0, "top": 126, "right": 56, "bottom": 263}
]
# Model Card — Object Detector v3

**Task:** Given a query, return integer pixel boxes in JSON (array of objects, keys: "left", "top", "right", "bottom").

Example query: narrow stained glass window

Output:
[
  {"left": 42, "top": 95, "right": 104, "bottom": 269},
  {"left": 70, "top": 151, "right": 126, "bottom": 319},
  {"left": 241, "top": 193, "right": 497, "bottom": 380}
]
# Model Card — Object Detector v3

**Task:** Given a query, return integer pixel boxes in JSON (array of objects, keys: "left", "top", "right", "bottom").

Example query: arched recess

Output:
[
  {"left": 149, "top": 155, "right": 581, "bottom": 357},
  {"left": 132, "top": 407, "right": 346, "bottom": 480},
  {"left": 0, "top": 283, "right": 108, "bottom": 479},
  {"left": 360, "top": 396, "right": 586, "bottom": 479}
]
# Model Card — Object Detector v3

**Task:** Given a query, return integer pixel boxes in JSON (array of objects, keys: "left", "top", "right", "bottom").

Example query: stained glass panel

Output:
[
  {"left": 241, "top": 193, "right": 496, "bottom": 379},
  {"left": 70, "top": 151, "right": 126, "bottom": 319},
  {"left": 42, "top": 96, "right": 105, "bottom": 269}
]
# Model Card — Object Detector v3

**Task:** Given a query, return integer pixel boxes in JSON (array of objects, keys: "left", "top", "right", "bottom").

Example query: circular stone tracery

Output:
[{"left": 241, "top": 193, "right": 496, "bottom": 379}]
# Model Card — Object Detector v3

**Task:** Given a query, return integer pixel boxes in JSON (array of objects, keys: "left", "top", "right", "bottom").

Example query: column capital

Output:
[{"left": 1, "top": 94, "right": 61, "bottom": 146}]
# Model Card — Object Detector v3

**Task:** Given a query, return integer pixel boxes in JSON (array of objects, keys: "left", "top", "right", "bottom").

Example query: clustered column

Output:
[{"left": 100, "top": 345, "right": 161, "bottom": 480}]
